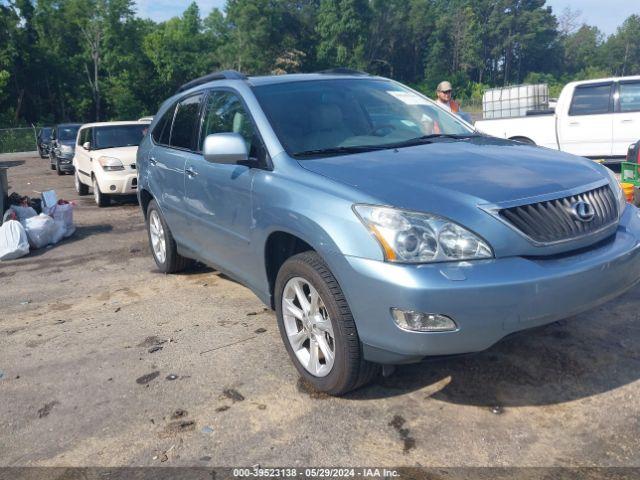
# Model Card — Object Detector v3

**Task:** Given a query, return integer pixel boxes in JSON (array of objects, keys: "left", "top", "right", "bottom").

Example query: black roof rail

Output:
[
  {"left": 176, "top": 70, "right": 247, "bottom": 93},
  {"left": 317, "top": 68, "right": 369, "bottom": 76}
]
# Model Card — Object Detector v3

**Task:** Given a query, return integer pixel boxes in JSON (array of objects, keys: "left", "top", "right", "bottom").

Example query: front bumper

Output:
[
  {"left": 55, "top": 155, "right": 75, "bottom": 172},
  {"left": 95, "top": 169, "right": 138, "bottom": 195},
  {"left": 329, "top": 205, "right": 640, "bottom": 364}
]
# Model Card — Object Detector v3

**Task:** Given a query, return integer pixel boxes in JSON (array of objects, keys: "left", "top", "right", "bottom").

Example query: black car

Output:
[
  {"left": 49, "top": 124, "right": 82, "bottom": 175},
  {"left": 36, "top": 127, "right": 53, "bottom": 159}
]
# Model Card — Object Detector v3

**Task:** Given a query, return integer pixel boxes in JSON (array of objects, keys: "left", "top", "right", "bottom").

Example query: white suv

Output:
[{"left": 73, "top": 121, "right": 150, "bottom": 206}]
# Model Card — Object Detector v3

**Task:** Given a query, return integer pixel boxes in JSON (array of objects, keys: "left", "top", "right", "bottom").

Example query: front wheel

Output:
[
  {"left": 275, "top": 251, "right": 378, "bottom": 396},
  {"left": 75, "top": 171, "right": 89, "bottom": 195},
  {"left": 93, "top": 178, "right": 110, "bottom": 207}
]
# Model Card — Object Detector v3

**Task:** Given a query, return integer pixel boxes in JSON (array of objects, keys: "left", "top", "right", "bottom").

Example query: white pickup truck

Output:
[{"left": 475, "top": 76, "right": 640, "bottom": 163}]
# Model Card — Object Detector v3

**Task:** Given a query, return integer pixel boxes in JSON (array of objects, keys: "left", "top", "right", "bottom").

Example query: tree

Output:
[{"left": 316, "top": 0, "right": 371, "bottom": 69}]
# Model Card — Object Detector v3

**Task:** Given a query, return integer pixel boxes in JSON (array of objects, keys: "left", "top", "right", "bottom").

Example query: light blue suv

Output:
[{"left": 137, "top": 70, "right": 640, "bottom": 395}]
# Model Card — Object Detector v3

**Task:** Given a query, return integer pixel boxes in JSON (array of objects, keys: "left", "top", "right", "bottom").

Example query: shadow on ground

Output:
[{"left": 347, "top": 289, "right": 640, "bottom": 407}]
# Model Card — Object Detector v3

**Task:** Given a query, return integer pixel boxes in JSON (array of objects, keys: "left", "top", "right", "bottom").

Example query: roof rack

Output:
[
  {"left": 177, "top": 70, "right": 247, "bottom": 93},
  {"left": 317, "top": 68, "right": 369, "bottom": 76}
]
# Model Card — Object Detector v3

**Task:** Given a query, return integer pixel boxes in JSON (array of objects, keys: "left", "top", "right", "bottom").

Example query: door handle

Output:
[
  {"left": 186, "top": 166, "right": 198, "bottom": 177},
  {"left": 149, "top": 156, "right": 157, "bottom": 165},
  {"left": 621, "top": 119, "right": 634, "bottom": 123},
  {"left": 568, "top": 121, "right": 580, "bottom": 126}
]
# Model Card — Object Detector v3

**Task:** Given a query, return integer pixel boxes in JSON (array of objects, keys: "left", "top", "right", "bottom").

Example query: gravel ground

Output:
[{"left": 1, "top": 153, "right": 639, "bottom": 468}]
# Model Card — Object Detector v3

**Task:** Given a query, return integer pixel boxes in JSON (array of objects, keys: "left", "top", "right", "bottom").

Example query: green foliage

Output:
[{"left": 0, "top": 0, "right": 639, "bottom": 127}]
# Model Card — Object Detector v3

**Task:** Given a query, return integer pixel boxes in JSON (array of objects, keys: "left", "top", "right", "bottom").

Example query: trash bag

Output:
[
  {"left": 47, "top": 201, "right": 75, "bottom": 238},
  {"left": 51, "top": 220, "right": 67, "bottom": 244},
  {"left": 10, "top": 205, "right": 37, "bottom": 222},
  {"left": 23, "top": 214, "right": 56, "bottom": 249},
  {"left": 0, "top": 220, "right": 30, "bottom": 261}
]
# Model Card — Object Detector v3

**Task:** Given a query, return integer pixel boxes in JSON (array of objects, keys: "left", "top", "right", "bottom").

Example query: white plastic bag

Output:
[
  {"left": 48, "top": 202, "right": 75, "bottom": 238},
  {"left": 23, "top": 214, "right": 56, "bottom": 249},
  {"left": 10, "top": 205, "right": 37, "bottom": 222},
  {"left": 0, "top": 220, "right": 30, "bottom": 261},
  {"left": 51, "top": 220, "right": 67, "bottom": 244}
]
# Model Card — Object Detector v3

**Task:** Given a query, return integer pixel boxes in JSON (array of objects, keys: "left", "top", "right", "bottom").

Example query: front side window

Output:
[
  {"left": 569, "top": 84, "right": 612, "bottom": 116},
  {"left": 252, "top": 78, "right": 472, "bottom": 157},
  {"left": 200, "top": 91, "right": 258, "bottom": 153},
  {"left": 170, "top": 94, "right": 204, "bottom": 150},
  {"left": 93, "top": 124, "right": 149, "bottom": 150},
  {"left": 619, "top": 81, "right": 640, "bottom": 113}
]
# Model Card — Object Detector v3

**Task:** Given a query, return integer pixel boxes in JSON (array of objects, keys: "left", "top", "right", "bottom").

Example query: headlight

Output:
[
  {"left": 60, "top": 144, "right": 73, "bottom": 154},
  {"left": 603, "top": 166, "right": 626, "bottom": 216},
  {"left": 98, "top": 156, "right": 125, "bottom": 171},
  {"left": 353, "top": 205, "right": 493, "bottom": 263}
]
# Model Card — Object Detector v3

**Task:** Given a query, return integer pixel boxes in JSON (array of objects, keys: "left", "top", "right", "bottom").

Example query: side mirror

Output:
[
  {"left": 83, "top": 142, "right": 91, "bottom": 150},
  {"left": 203, "top": 133, "right": 249, "bottom": 165}
]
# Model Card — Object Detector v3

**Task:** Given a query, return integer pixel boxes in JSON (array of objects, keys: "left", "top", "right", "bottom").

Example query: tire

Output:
[
  {"left": 56, "top": 160, "right": 64, "bottom": 175},
  {"left": 275, "top": 251, "right": 378, "bottom": 396},
  {"left": 75, "top": 171, "right": 89, "bottom": 195},
  {"left": 50, "top": 157, "right": 56, "bottom": 170},
  {"left": 93, "top": 177, "right": 110, "bottom": 207},
  {"left": 146, "top": 199, "right": 192, "bottom": 273}
]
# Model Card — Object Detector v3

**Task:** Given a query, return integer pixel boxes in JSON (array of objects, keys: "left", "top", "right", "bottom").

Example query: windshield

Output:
[
  {"left": 252, "top": 78, "right": 473, "bottom": 158},
  {"left": 39, "top": 128, "right": 52, "bottom": 139},
  {"left": 58, "top": 126, "right": 80, "bottom": 141},
  {"left": 93, "top": 124, "right": 149, "bottom": 150}
]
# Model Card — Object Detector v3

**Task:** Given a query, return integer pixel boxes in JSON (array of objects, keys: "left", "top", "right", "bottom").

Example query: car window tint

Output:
[
  {"left": 569, "top": 84, "right": 612, "bottom": 116},
  {"left": 619, "top": 82, "right": 640, "bottom": 113},
  {"left": 77, "top": 129, "right": 85, "bottom": 146},
  {"left": 170, "top": 94, "right": 203, "bottom": 150},
  {"left": 152, "top": 102, "right": 177, "bottom": 145},
  {"left": 200, "top": 91, "right": 257, "bottom": 152}
]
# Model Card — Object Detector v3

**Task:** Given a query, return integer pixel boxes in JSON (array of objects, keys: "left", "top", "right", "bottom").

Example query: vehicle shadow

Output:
[
  {"left": 0, "top": 160, "right": 25, "bottom": 168},
  {"left": 347, "top": 288, "right": 640, "bottom": 407}
]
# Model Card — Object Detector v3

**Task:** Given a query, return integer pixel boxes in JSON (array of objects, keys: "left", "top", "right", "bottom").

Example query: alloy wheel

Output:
[
  {"left": 149, "top": 210, "right": 166, "bottom": 265},
  {"left": 282, "top": 277, "right": 336, "bottom": 377}
]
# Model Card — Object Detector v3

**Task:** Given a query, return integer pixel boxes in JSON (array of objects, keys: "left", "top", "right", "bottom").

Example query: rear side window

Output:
[
  {"left": 170, "top": 94, "right": 204, "bottom": 150},
  {"left": 619, "top": 81, "right": 640, "bottom": 113},
  {"left": 569, "top": 84, "right": 612, "bottom": 116},
  {"left": 152, "top": 102, "right": 177, "bottom": 145}
]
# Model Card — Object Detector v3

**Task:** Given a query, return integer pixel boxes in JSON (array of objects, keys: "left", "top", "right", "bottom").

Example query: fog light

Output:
[
  {"left": 110, "top": 185, "right": 116, "bottom": 191},
  {"left": 391, "top": 308, "right": 457, "bottom": 332}
]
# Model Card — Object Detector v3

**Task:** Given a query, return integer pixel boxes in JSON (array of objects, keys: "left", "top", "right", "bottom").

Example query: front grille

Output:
[{"left": 498, "top": 185, "right": 618, "bottom": 244}]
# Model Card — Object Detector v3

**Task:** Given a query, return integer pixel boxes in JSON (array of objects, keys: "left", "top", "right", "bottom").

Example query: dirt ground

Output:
[{"left": 1, "top": 152, "right": 639, "bottom": 468}]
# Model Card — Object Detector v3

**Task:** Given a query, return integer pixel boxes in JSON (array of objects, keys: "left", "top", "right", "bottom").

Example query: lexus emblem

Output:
[{"left": 570, "top": 201, "right": 596, "bottom": 222}]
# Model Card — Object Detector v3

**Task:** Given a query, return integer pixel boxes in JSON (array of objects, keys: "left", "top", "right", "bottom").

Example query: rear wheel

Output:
[
  {"left": 275, "top": 251, "right": 378, "bottom": 396},
  {"left": 93, "top": 177, "right": 110, "bottom": 207},
  {"left": 75, "top": 171, "right": 89, "bottom": 195},
  {"left": 146, "top": 199, "right": 192, "bottom": 273},
  {"left": 56, "top": 160, "right": 64, "bottom": 175}
]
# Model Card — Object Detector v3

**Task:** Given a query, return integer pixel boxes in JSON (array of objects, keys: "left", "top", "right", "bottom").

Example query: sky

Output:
[{"left": 135, "top": 0, "right": 639, "bottom": 36}]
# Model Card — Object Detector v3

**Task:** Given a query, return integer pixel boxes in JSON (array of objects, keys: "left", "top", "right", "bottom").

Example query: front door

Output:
[
  {"left": 74, "top": 127, "right": 92, "bottom": 183},
  {"left": 183, "top": 89, "right": 260, "bottom": 283}
]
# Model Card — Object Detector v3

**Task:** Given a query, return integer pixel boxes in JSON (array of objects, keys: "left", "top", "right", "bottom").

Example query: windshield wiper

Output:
[
  {"left": 380, "top": 133, "right": 478, "bottom": 149},
  {"left": 293, "top": 145, "right": 388, "bottom": 157}
]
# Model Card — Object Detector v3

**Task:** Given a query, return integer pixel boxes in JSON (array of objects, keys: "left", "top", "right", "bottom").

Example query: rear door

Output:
[
  {"left": 613, "top": 80, "right": 640, "bottom": 157},
  {"left": 558, "top": 82, "right": 614, "bottom": 157},
  {"left": 150, "top": 93, "right": 204, "bottom": 247}
]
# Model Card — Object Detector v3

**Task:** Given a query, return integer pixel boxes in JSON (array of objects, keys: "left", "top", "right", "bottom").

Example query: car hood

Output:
[
  {"left": 91, "top": 145, "right": 138, "bottom": 163},
  {"left": 297, "top": 137, "right": 607, "bottom": 209}
]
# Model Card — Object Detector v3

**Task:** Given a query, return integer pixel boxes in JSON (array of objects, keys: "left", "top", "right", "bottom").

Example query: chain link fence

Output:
[{"left": 0, "top": 127, "right": 38, "bottom": 154}]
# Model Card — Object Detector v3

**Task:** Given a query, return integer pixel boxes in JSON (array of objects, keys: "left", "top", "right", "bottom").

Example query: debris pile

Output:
[{"left": 0, "top": 190, "right": 75, "bottom": 261}]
